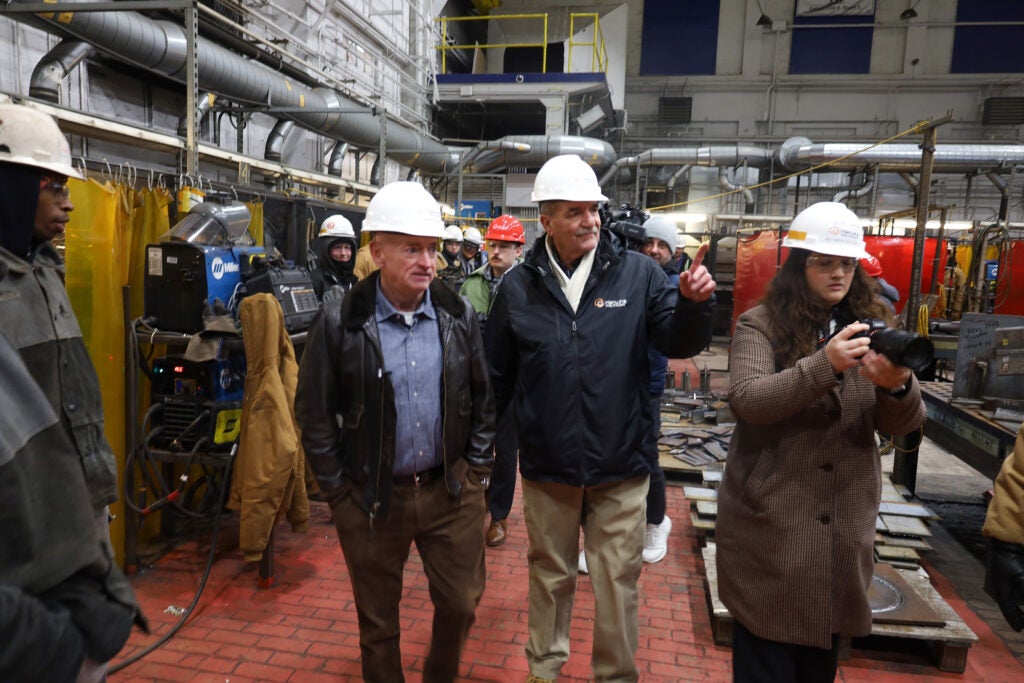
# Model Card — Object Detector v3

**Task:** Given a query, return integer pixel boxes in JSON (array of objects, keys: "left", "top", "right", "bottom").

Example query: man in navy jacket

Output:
[{"left": 486, "top": 155, "right": 715, "bottom": 683}]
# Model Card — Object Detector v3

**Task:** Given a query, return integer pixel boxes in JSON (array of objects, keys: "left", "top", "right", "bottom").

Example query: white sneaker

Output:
[
  {"left": 642, "top": 516, "right": 672, "bottom": 564},
  {"left": 578, "top": 550, "right": 589, "bottom": 574}
]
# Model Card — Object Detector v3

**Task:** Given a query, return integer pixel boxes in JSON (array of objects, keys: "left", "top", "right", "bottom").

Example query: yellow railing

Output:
[
  {"left": 437, "top": 13, "right": 549, "bottom": 75},
  {"left": 436, "top": 12, "right": 608, "bottom": 75},
  {"left": 568, "top": 13, "right": 608, "bottom": 73}
]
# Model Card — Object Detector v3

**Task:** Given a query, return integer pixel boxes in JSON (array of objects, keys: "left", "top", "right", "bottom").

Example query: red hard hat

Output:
[
  {"left": 485, "top": 214, "right": 526, "bottom": 244},
  {"left": 860, "top": 253, "right": 883, "bottom": 277}
]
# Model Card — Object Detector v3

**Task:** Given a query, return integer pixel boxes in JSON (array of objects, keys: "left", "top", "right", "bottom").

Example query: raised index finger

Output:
[{"left": 689, "top": 242, "right": 710, "bottom": 273}]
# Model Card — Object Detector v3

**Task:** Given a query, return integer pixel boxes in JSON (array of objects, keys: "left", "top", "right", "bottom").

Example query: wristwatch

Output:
[{"left": 886, "top": 383, "right": 910, "bottom": 398}]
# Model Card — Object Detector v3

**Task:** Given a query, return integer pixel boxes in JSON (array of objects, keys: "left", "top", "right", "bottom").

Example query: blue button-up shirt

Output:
[{"left": 375, "top": 283, "right": 444, "bottom": 476}]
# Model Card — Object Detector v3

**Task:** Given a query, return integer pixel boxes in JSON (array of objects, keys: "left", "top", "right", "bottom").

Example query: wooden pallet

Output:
[{"left": 701, "top": 544, "right": 978, "bottom": 672}]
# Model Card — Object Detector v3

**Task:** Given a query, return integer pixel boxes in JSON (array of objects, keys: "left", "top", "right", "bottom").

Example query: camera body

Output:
[
  {"left": 854, "top": 318, "right": 934, "bottom": 372},
  {"left": 600, "top": 203, "right": 648, "bottom": 251}
]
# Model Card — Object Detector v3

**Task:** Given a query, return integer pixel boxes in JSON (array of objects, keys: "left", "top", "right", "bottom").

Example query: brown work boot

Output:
[
  {"left": 524, "top": 675, "right": 556, "bottom": 683},
  {"left": 486, "top": 518, "right": 508, "bottom": 547}
]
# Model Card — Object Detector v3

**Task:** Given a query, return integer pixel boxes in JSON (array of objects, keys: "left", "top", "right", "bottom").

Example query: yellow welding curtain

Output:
[
  {"left": 64, "top": 178, "right": 128, "bottom": 562},
  {"left": 247, "top": 199, "right": 264, "bottom": 246},
  {"left": 128, "top": 187, "right": 172, "bottom": 320}
]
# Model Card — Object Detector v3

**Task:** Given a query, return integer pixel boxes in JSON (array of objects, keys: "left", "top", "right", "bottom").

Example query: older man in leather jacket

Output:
[{"left": 296, "top": 181, "right": 495, "bottom": 683}]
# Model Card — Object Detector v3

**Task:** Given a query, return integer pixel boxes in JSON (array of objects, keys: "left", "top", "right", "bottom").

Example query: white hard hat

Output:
[
  {"left": 643, "top": 215, "right": 678, "bottom": 252},
  {"left": 531, "top": 154, "right": 608, "bottom": 203},
  {"left": 0, "top": 104, "right": 82, "bottom": 178},
  {"left": 462, "top": 227, "right": 484, "bottom": 245},
  {"left": 361, "top": 181, "right": 446, "bottom": 238},
  {"left": 782, "top": 201, "right": 869, "bottom": 259},
  {"left": 319, "top": 214, "right": 355, "bottom": 239},
  {"left": 443, "top": 225, "right": 463, "bottom": 242}
]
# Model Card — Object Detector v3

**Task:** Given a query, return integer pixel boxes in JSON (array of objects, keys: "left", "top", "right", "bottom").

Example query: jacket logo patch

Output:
[{"left": 594, "top": 297, "right": 627, "bottom": 308}]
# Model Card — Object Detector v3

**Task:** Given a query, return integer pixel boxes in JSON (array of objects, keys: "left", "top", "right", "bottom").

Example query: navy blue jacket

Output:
[{"left": 486, "top": 230, "right": 713, "bottom": 487}]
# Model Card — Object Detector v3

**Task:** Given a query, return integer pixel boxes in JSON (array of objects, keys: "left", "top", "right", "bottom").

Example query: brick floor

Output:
[{"left": 112, "top": 482, "right": 1024, "bottom": 682}]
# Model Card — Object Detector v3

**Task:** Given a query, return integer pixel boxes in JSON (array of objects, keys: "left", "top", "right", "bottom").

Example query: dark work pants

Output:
[
  {"left": 486, "top": 407, "right": 519, "bottom": 521},
  {"left": 647, "top": 397, "right": 666, "bottom": 525},
  {"left": 333, "top": 475, "right": 488, "bottom": 683},
  {"left": 732, "top": 621, "right": 839, "bottom": 683}
]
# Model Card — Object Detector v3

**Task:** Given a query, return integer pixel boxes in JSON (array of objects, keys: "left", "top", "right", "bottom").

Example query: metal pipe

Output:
[
  {"left": 986, "top": 172, "right": 1009, "bottom": 220},
  {"left": 666, "top": 164, "right": 693, "bottom": 190},
  {"left": 327, "top": 141, "right": 349, "bottom": 177},
  {"left": 599, "top": 145, "right": 772, "bottom": 186},
  {"left": 832, "top": 176, "right": 874, "bottom": 203},
  {"left": 264, "top": 119, "right": 295, "bottom": 162},
  {"left": 779, "top": 135, "right": 1024, "bottom": 173},
  {"left": 29, "top": 40, "right": 95, "bottom": 102},
  {"left": 719, "top": 168, "right": 755, "bottom": 208},
  {"left": 176, "top": 92, "right": 214, "bottom": 138}
]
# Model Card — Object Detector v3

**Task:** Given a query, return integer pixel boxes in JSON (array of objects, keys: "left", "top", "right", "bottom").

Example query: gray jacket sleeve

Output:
[{"left": 0, "top": 584, "right": 86, "bottom": 682}]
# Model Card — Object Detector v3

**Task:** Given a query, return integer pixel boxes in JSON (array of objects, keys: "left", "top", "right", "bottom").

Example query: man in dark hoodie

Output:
[
  {"left": 0, "top": 103, "right": 144, "bottom": 681},
  {"left": 311, "top": 213, "right": 359, "bottom": 302}
]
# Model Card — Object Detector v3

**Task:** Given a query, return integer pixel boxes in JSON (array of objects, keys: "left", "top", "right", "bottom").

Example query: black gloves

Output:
[{"left": 986, "top": 538, "right": 1024, "bottom": 631}]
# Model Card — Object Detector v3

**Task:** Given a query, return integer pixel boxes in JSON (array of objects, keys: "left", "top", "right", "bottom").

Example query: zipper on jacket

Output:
[
  {"left": 441, "top": 318, "right": 452, "bottom": 495},
  {"left": 370, "top": 364, "right": 385, "bottom": 534},
  {"left": 571, "top": 319, "right": 577, "bottom": 338}
]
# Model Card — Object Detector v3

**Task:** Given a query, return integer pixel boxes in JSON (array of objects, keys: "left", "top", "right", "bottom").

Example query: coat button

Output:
[
  {"left": 819, "top": 514, "right": 831, "bottom": 524},
  {"left": 67, "top": 403, "right": 77, "bottom": 412},
  {"left": 820, "top": 463, "right": 834, "bottom": 472}
]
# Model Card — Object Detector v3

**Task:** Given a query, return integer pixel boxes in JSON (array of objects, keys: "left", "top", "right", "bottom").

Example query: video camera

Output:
[
  {"left": 854, "top": 318, "right": 935, "bottom": 373},
  {"left": 600, "top": 203, "right": 649, "bottom": 251}
]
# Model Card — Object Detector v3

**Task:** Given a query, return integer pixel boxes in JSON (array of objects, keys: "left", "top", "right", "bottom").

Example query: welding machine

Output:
[
  {"left": 144, "top": 201, "right": 264, "bottom": 333},
  {"left": 149, "top": 354, "right": 245, "bottom": 453}
]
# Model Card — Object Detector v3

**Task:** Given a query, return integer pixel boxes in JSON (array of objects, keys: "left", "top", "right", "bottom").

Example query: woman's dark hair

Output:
[{"left": 762, "top": 249, "right": 894, "bottom": 368}]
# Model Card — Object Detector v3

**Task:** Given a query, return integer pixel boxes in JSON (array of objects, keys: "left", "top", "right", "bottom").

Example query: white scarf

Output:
[{"left": 545, "top": 236, "right": 596, "bottom": 313}]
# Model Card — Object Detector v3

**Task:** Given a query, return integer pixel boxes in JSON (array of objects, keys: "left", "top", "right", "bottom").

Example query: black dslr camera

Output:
[
  {"left": 854, "top": 318, "right": 935, "bottom": 372},
  {"left": 600, "top": 203, "right": 648, "bottom": 251}
]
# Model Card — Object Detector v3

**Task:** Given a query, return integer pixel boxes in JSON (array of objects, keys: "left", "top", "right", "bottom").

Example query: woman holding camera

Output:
[{"left": 715, "top": 202, "right": 926, "bottom": 683}]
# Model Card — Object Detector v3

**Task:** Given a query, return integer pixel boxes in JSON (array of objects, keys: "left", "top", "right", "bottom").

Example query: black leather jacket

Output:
[{"left": 296, "top": 273, "right": 495, "bottom": 523}]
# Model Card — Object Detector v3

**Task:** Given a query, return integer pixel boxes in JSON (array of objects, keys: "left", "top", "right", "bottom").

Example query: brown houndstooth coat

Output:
[{"left": 715, "top": 305, "right": 926, "bottom": 649}]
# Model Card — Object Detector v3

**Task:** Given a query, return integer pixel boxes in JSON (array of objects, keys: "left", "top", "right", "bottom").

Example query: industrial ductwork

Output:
[
  {"left": 778, "top": 136, "right": 1024, "bottom": 173},
  {"left": 10, "top": 0, "right": 460, "bottom": 173},
  {"left": 598, "top": 145, "right": 773, "bottom": 186},
  {"left": 464, "top": 135, "right": 617, "bottom": 174},
  {"left": 29, "top": 40, "right": 94, "bottom": 102}
]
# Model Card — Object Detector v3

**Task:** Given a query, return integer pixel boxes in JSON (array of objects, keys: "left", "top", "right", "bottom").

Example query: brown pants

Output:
[{"left": 333, "top": 476, "right": 487, "bottom": 683}]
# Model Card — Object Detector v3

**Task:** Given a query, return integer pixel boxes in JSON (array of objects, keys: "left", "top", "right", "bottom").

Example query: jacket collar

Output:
[
  {"left": 523, "top": 228, "right": 624, "bottom": 277},
  {"left": 343, "top": 270, "right": 466, "bottom": 331}
]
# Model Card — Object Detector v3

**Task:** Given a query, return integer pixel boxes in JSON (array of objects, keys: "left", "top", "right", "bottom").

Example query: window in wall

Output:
[
  {"left": 952, "top": 2, "right": 1024, "bottom": 73},
  {"left": 789, "top": 9, "right": 873, "bottom": 75},
  {"left": 640, "top": 0, "right": 719, "bottom": 76}
]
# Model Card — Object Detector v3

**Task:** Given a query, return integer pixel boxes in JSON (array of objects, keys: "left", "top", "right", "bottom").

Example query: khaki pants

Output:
[
  {"left": 334, "top": 477, "right": 488, "bottom": 683},
  {"left": 522, "top": 475, "right": 649, "bottom": 683}
]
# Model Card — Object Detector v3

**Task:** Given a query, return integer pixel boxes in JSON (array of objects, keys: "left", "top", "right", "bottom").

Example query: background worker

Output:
[
  {"left": 311, "top": 213, "right": 359, "bottom": 301},
  {"left": 486, "top": 154, "right": 715, "bottom": 683},
  {"left": 460, "top": 226, "right": 488, "bottom": 276},
  {"left": 460, "top": 214, "right": 526, "bottom": 547},
  {"left": 715, "top": 202, "right": 926, "bottom": 683},
  {"left": 296, "top": 180, "right": 495, "bottom": 683},
  {"left": 353, "top": 232, "right": 377, "bottom": 280},
  {"left": 860, "top": 252, "right": 900, "bottom": 313},
  {"left": 437, "top": 224, "right": 466, "bottom": 291},
  {"left": 0, "top": 102, "right": 145, "bottom": 680}
]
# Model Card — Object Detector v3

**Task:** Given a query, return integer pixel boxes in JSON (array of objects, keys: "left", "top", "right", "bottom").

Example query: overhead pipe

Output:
[
  {"left": 9, "top": 0, "right": 460, "bottom": 174},
  {"left": 265, "top": 119, "right": 295, "bottom": 162},
  {"left": 666, "top": 164, "right": 693, "bottom": 191},
  {"left": 327, "top": 141, "right": 349, "bottom": 177},
  {"left": 832, "top": 177, "right": 874, "bottom": 204},
  {"left": 719, "top": 168, "right": 755, "bottom": 210},
  {"left": 598, "top": 145, "right": 772, "bottom": 186},
  {"left": 467, "top": 135, "right": 616, "bottom": 174},
  {"left": 29, "top": 40, "right": 95, "bottom": 102},
  {"left": 778, "top": 135, "right": 1024, "bottom": 173},
  {"left": 176, "top": 92, "right": 215, "bottom": 138}
]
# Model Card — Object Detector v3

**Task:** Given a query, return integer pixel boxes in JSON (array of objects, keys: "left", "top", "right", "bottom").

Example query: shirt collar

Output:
[{"left": 374, "top": 280, "right": 437, "bottom": 325}]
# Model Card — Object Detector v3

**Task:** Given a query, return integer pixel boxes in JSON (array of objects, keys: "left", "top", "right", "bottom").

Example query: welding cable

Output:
[
  {"left": 169, "top": 409, "right": 211, "bottom": 451},
  {"left": 123, "top": 404, "right": 167, "bottom": 517},
  {"left": 108, "top": 445, "right": 238, "bottom": 674},
  {"left": 142, "top": 438, "right": 207, "bottom": 519}
]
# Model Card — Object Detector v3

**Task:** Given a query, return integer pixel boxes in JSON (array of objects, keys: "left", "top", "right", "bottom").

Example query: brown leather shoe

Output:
[{"left": 486, "top": 518, "right": 508, "bottom": 547}]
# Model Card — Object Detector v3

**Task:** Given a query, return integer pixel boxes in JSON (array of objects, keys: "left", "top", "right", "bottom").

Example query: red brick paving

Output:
[{"left": 112, "top": 483, "right": 1023, "bottom": 682}]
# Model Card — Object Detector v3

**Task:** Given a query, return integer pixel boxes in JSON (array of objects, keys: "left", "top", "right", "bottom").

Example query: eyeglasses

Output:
[
  {"left": 40, "top": 178, "right": 71, "bottom": 200},
  {"left": 806, "top": 255, "right": 858, "bottom": 273}
]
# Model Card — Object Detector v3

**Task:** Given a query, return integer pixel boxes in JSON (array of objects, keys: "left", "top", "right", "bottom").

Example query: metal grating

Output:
[
  {"left": 983, "top": 98, "right": 1024, "bottom": 126},
  {"left": 659, "top": 97, "right": 693, "bottom": 125}
]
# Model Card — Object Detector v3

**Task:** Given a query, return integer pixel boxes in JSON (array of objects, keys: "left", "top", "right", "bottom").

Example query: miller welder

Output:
[
  {"left": 148, "top": 354, "right": 245, "bottom": 454},
  {"left": 144, "top": 201, "right": 264, "bottom": 333}
]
